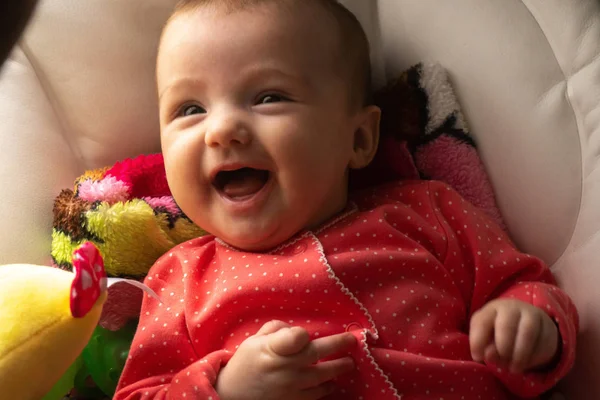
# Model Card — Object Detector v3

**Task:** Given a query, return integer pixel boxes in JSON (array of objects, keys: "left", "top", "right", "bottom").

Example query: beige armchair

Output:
[{"left": 1, "top": 0, "right": 598, "bottom": 397}]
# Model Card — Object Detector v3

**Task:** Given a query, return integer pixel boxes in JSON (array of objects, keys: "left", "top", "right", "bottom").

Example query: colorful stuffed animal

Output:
[
  {"left": 0, "top": 242, "right": 107, "bottom": 400},
  {"left": 52, "top": 153, "right": 206, "bottom": 332}
]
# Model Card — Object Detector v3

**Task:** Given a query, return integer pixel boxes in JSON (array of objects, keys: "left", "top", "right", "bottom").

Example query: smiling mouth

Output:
[{"left": 213, "top": 168, "right": 271, "bottom": 200}]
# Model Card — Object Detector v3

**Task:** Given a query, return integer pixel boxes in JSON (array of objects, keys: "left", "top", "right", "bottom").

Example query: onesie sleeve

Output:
[
  {"left": 114, "top": 237, "right": 232, "bottom": 400},
  {"left": 427, "top": 181, "right": 578, "bottom": 398}
]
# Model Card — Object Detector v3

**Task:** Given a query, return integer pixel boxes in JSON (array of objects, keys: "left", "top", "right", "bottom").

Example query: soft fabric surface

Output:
[
  {"left": 52, "top": 154, "right": 206, "bottom": 331},
  {"left": 354, "top": 63, "right": 505, "bottom": 229}
]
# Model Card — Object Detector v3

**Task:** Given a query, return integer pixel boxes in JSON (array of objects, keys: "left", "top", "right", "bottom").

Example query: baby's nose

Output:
[{"left": 205, "top": 113, "right": 251, "bottom": 148}]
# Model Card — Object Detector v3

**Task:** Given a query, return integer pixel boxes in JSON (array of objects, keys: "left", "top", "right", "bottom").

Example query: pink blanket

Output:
[{"left": 352, "top": 63, "right": 505, "bottom": 229}]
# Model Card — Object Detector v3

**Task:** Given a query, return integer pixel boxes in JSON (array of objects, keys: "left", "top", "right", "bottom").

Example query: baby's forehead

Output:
[
  {"left": 158, "top": 1, "right": 361, "bottom": 104},
  {"left": 166, "top": 1, "right": 342, "bottom": 43},
  {"left": 161, "top": 2, "right": 343, "bottom": 66}
]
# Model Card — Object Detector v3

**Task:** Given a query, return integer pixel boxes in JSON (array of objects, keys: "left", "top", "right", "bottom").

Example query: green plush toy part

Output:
[
  {"left": 42, "top": 323, "right": 137, "bottom": 400},
  {"left": 81, "top": 322, "right": 137, "bottom": 396}
]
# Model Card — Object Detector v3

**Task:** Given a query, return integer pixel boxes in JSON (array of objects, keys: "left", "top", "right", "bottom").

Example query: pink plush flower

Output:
[
  {"left": 78, "top": 176, "right": 130, "bottom": 204},
  {"left": 143, "top": 196, "right": 181, "bottom": 216}
]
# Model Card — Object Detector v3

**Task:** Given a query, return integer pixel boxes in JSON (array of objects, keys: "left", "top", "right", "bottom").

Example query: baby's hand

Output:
[
  {"left": 469, "top": 299, "right": 559, "bottom": 373},
  {"left": 215, "top": 320, "right": 356, "bottom": 400}
]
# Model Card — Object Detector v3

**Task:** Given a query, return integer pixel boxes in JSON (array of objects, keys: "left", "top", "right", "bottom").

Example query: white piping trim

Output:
[
  {"left": 215, "top": 227, "right": 401, "bottom": 397},
  {"left": 308, "top": 232, "right": 379, "bottom": 341},
  {"left": 359, "top": 329, "right": 402, "bottom": 399},
  {"left": 215, "top": 237, "right": 238, "bottom": 251},
  {"left": 268, "top": 232, "right": 312, "bottom": 255}
]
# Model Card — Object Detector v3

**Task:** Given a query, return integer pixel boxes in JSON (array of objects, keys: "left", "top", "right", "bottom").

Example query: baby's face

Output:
[{"left": 157, "top": 4, "right": 363, "bottom": 251}]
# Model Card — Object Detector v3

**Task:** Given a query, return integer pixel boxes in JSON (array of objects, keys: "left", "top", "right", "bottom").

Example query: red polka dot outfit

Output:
[{"left": 115, "top": 181, "right": 578, "bottom": 400}]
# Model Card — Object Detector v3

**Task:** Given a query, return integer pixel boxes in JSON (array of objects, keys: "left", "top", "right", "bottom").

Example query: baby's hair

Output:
[{"left": 168, "top": 0, "right": 373, "bottom": 107}]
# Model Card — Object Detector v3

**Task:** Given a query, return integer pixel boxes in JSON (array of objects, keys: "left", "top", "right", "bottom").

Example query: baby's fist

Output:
[{"left": 469, "top": 299, "right": 559, "bottom": 373}]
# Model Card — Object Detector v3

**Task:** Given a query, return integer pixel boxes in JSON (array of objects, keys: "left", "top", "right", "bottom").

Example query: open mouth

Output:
[{"left": 213, "top": 167, "right": 271, "bottom": 200}]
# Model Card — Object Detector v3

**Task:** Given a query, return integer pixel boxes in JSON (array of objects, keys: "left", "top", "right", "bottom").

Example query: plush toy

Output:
[
  {"left": 42, "top": 321, "right": 138, "bottom": 400},
  {"left": 0, "top": 242, "right": 107, "bottom": 400},
  {"left": 52, "top": 153, "right": 206, "bottom": 332},
  {"left": 49, "top": 154, "right": 207, "bottom": 398},
  {"left": 45, "top": 322, "right": 138, "bottom": 400}
]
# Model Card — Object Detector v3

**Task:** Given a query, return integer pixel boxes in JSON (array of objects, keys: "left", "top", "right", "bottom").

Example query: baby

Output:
[{"left": 115, "top": 0, "right": 578, "bottom": 399}]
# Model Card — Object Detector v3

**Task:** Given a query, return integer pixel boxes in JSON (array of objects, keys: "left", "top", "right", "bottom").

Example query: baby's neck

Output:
[{"left": 218, "top": 199, "right": 353, "bottom": 253}]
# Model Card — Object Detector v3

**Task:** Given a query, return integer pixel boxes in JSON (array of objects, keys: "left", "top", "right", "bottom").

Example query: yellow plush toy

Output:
[{"left": 0, "top": 242, "right": 107, "bottom": 400}]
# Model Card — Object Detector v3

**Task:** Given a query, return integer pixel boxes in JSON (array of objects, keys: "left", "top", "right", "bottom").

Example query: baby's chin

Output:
[
  {"left": 215, "top": 224, "right": 302, "bottom": 253},
  {"left": 218, "top": 233, "right": 290, "bottom": 253}
]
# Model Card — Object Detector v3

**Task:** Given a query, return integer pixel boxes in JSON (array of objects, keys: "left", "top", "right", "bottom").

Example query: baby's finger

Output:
[
  {"left": 256, "top": 320, "right": 291, "bottom": 336},
  {"left": 494, "top": 307, "right": 521, "bottom": 362},
  {"left": 469, "top": 306, "right": 497, "bottom": 362},
  {"left": 267, "top": 326, "right": 311, "bottom": 356},
  {"left": 483, "top": 343, "right": 501, "bottom": 365},
  {"left": 526, "top": 314, "right": 559, "bottom": 370},
  {"left": 299, "top": 357, "right": 355, "bottom": 389},
  {"left": 299, "top": 332, "right": 356, "bottom": 365},
  {"left": 510, "top": 310, "right": 542, "bottom": 373}
]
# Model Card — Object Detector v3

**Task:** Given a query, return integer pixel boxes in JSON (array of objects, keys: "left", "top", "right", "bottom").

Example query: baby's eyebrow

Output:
[
  {"left": 221, "top": 60, "right": 312, "bottom": 91},
  {"left": 158, "top": 66, "right": 311, "bottom": 103},
  {"left": 159, "top": 77, "right": 206, "bottom": 101},
  {"left": 244, "top": 66, "right": 307, "bottom": 84}
]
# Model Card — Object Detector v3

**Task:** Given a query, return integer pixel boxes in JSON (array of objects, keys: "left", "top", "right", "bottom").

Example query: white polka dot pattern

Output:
[{"left": 115, "top": 181, "right": 578, "bottom": 400}]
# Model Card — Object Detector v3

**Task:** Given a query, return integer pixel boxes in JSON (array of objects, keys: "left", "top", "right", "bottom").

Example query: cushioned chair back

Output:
[{"left": 1, "top": 0, "right": 599, "bottom": 397}]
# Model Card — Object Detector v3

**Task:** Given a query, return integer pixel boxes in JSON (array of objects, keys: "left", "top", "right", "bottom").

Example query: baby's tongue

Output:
[{"left": 222, "top": 169, "right": 267, "bottom": 198}]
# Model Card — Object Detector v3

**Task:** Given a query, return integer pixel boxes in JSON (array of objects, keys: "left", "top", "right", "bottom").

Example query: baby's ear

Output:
[{"left": 349, "top": 105, "right": 381, "bottom": 170}]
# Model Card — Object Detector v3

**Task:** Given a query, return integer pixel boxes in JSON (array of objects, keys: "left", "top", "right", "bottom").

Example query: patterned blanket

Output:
[{"left": 353, "top": 63, "right": 504, "bottom": 229}]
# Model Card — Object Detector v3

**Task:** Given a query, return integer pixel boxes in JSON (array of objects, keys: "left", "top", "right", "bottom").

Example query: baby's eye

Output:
[
  {"left": 257, "top": 94, "right": 288, "bottom": 104},
  {"left": 180, "top": 104, "right": 206, "bottom": 117}
]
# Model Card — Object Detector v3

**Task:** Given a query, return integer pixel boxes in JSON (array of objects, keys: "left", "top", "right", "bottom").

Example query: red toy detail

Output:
[
  {"left": 104, "top": 153, "right": 171, "bottom": 199},
  {"left": 70, "top": 242, "right": 107, "bottom": 318}
]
